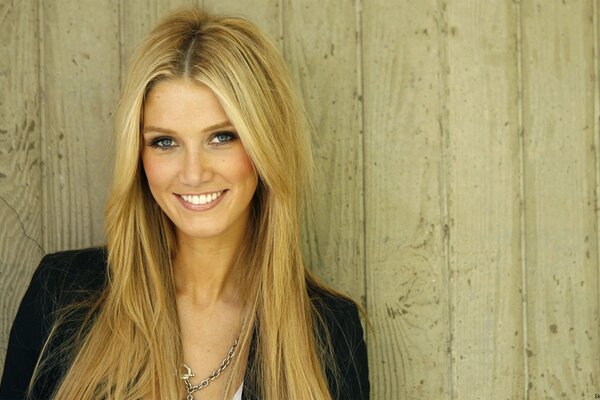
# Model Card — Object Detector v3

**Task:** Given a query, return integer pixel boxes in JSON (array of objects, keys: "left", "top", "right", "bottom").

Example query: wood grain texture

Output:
[
  {"left": 445, "top": 1, "right": 524, "bottom": 398},
  {"left": 0, "top": 0, "right": 45, "bottom": 377},
  {"left": 41, "top": 0, "right": 120, "bottom": 252},
  {"left": 3, "top": 1, "right": 600, "bottom": 397},
  {"left": 119, "top": 0, "right": 199, "bottom": 77},
  {"left": 596, "top": 4, "right": 600, "bottom": 398},
  {"left": 363, "top": 1, "right": 449, "bottom": 398},
  {"left": 282, "top": 0, "right": 364, "bottom": 300},
  {"left": 521, "top": 0, "right": 599, "bottom": 397}
]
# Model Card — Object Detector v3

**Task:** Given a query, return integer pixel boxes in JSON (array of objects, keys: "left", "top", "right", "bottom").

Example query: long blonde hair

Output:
[{"left": 40, "top": 8, "right": 342, "bottom": 399}]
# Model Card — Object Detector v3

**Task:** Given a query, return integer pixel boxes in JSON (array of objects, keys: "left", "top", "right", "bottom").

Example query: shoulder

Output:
[
  {"left": 24, "top": 247, "right": 108, "bottom": 328},
  {"left": 26, "top": 246, "right": 108, "bottom": 339},
  {"left": 35, "top": 247, "right": 107, "bottom": 299},
  {"left": 0, "top": 248, "right": 108, "bottom": 399},
  {"left": 307, "top": 284, "right": 370, "bottom": 399},
  {"left": 39, "top": 246, "right": 107, "bottom": 278},
  {"left": 307, "top": 284, "right": 363, "bottom": 338}
]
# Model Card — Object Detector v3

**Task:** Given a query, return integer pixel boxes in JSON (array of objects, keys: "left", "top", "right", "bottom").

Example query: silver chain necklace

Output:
[{"left": 178, "top": 337, "right": 239, "bottom": 400}]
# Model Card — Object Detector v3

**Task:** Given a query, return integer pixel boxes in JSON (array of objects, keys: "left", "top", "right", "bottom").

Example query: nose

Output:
[{"left": 178, "top": 149, "right": 213, "bottom": 187}]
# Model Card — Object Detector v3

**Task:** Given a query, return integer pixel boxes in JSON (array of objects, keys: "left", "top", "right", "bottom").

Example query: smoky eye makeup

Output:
[
  {"left": 141, "top": 126, "right": 238, "bottom": 149},
  {"left": 147, "top": 136, "right": 175, "bottom": 150},
  {"left": 209, "top": 131, "right": 238, "bottom": 145}
]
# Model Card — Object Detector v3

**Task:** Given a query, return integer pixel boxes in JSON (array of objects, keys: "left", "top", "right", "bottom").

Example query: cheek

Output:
[
  {"left": 142, "top": 153, "right": 172, "bottom": 190},
  {"left": 229, "top": 150, "right": 258, "bottom": 187}
]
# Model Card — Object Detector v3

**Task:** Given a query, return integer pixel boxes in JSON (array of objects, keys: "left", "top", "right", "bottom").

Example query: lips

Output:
[{"left": 175, "top": 190, "right": 226, "bottom": 212}]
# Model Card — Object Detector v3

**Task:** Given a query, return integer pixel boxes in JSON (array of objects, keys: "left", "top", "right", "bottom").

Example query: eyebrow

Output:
[{"left": 142, "top": 121, "right": 233, "bottom": 135}]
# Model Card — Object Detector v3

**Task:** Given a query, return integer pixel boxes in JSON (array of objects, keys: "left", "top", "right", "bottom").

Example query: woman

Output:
[{"left": 0, "top": 8, "right": 369, "bottom": 400}]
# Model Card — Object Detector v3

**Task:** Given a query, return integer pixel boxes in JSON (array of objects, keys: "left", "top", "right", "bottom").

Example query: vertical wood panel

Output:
[
  {"left": 596, "top": 6, "right": 600, "bottom": 399},
  {"left": 445, "top": 1, "right": 523, "bottom": 398},
  {"left": 363, "top": 1, "right": 449, "bottom": 397},
  {"left": 282, "top": 0, "right": 364, "bottom": 300},
  {"left": 522, "top": 0, "right": 599, "bottom": 397},
  {"left": 0, "top": 0, "right": 44, "bottom": 376},
  {"left": 2, "top": 1, "right": 599, "bottom": 397},
  {"left": 42, "top": 0, "right": 120, "bottom": 251}
]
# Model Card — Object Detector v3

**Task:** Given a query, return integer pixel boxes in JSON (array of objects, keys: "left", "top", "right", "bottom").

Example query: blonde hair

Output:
[{"left": 39, "top": 8, "right": 344, "bottom": 400}]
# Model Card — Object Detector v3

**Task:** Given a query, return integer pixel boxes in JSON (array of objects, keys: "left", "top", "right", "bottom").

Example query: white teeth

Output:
[{"left": 181, "top": 191, "right": 223, "bottom": 205}]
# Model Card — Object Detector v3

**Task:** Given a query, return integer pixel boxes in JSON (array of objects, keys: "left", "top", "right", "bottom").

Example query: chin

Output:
[{"left": 177, "top": 225, "right": 225, "bottom": 240}]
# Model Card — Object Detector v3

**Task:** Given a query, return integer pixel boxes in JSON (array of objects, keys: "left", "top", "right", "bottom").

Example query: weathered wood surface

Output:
[
  {"left": 363, "top": 0, "right": 448, "bottom": 398},
  {"left": 0, "top": 0, "right": 45, "bottom": 370},
  {"left": 41, "top": 0, "right": 119, "bottom": 252},
  {"left": 282, "top": 0, "right": 365, "bottom": 301},
  {"left": 596, "top": 6, "right": 600, "bottom": 398},
  {"left": 521, "top": 0, "right": 599, "bottom": 397},
  {"left": 1, "top": 1, "right": 600, "bottom": 398},
  {"left": 445, "top": 1, "right": 524, "bottom": 398}
]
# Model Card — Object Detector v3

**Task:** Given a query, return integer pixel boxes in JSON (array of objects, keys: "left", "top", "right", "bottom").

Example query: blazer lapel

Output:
[{"left": 241, "top": 327, "right": 258, "bottom": 400}]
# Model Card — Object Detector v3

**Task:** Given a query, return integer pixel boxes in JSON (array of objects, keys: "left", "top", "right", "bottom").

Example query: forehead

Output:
[{"left": 143, "top": 79, "right": 230, "bottom": 129}]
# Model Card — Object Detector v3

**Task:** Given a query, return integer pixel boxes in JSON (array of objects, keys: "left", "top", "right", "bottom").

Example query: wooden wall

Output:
[{"left": 1, "top": 0, "right": 599, "bottom": 398}]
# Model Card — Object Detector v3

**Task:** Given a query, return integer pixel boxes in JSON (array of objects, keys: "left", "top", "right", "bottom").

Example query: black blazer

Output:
[{"left": 0, "top": 248, "right": 369, "bottom": 399}]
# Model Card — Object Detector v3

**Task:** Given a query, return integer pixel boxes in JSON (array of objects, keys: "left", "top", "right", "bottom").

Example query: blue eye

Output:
[
  {"left": 210, "top": 131, "right": 237, "bottom": 145},
  {"left": 150, "top": 137, "right": 174, "bottom": 149}
]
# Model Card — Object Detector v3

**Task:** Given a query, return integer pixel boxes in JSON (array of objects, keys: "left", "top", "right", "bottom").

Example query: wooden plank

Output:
[
  {"left": 120, "top": 0, "right": 198, "bottom": 77},
  {"left": 281, "top": 1, "right": 364, "bottom": 301},
  {"left": 0, "top": 0, "right": 45, "bottom": 375},
  {"left": 445, "top": 1, "right": 523, "bottom": 398},
  {"left": 42, "top": 0, "right": 120, "bottom": 251},
  {"left": 521, "top": 0, "right": 599, "bottom": 397},
  {"left": 363, "top": 1, "right": 449, "bottom": 398},
  {"left": 596, "top": 3, "right": 600, "bottom": 398}
]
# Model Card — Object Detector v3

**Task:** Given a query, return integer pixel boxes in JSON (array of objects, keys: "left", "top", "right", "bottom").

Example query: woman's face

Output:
[{"left": 141, "top": 79, "right": 258, "bottom": 243}]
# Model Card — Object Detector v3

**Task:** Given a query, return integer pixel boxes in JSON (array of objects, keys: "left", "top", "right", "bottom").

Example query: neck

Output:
[{"left": 173, "top": 233, "right": 244, "bottom": 307}]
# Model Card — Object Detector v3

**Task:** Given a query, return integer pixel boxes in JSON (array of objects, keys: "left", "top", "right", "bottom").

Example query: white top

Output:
[{"left": 232, "top": 381, "right": 243, "bottom": 400}]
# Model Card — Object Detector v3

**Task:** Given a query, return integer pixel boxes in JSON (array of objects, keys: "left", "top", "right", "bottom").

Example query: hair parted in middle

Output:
[{"left": 41, "top": 8, "right": 341, "bottom": 400}]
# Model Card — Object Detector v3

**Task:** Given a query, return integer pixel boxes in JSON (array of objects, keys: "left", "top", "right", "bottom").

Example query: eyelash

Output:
[
  {"left": 147, "top": 131, "right": 238, "bottom": 151},
  {"left": 149, "top": 136, "right": 174, "bottom": 151},
  {"left": 210, "top": 131, "right": 238, "bottom": 145}
]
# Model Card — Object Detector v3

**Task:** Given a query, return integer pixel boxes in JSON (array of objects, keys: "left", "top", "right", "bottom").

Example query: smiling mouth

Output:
[{"left": 179, "top": 190, "right": 224, "bottom": 205}]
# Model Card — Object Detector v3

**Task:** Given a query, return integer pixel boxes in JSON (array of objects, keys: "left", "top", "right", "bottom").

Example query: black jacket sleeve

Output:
[
  {"left": 0, "top": 255, "right": 58, "bottom": 400},
  {"left": 323, "top": 296, "right": 370, "bottom": 400},
  {"left": 241, "top": 290, "right": 370, "bottom": 400},
  {"left": 0, "top": 248, "right": 107, "bottom": 400},
  {"left": 334, "top": 300, "right": 369, "bottom": 399}
]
